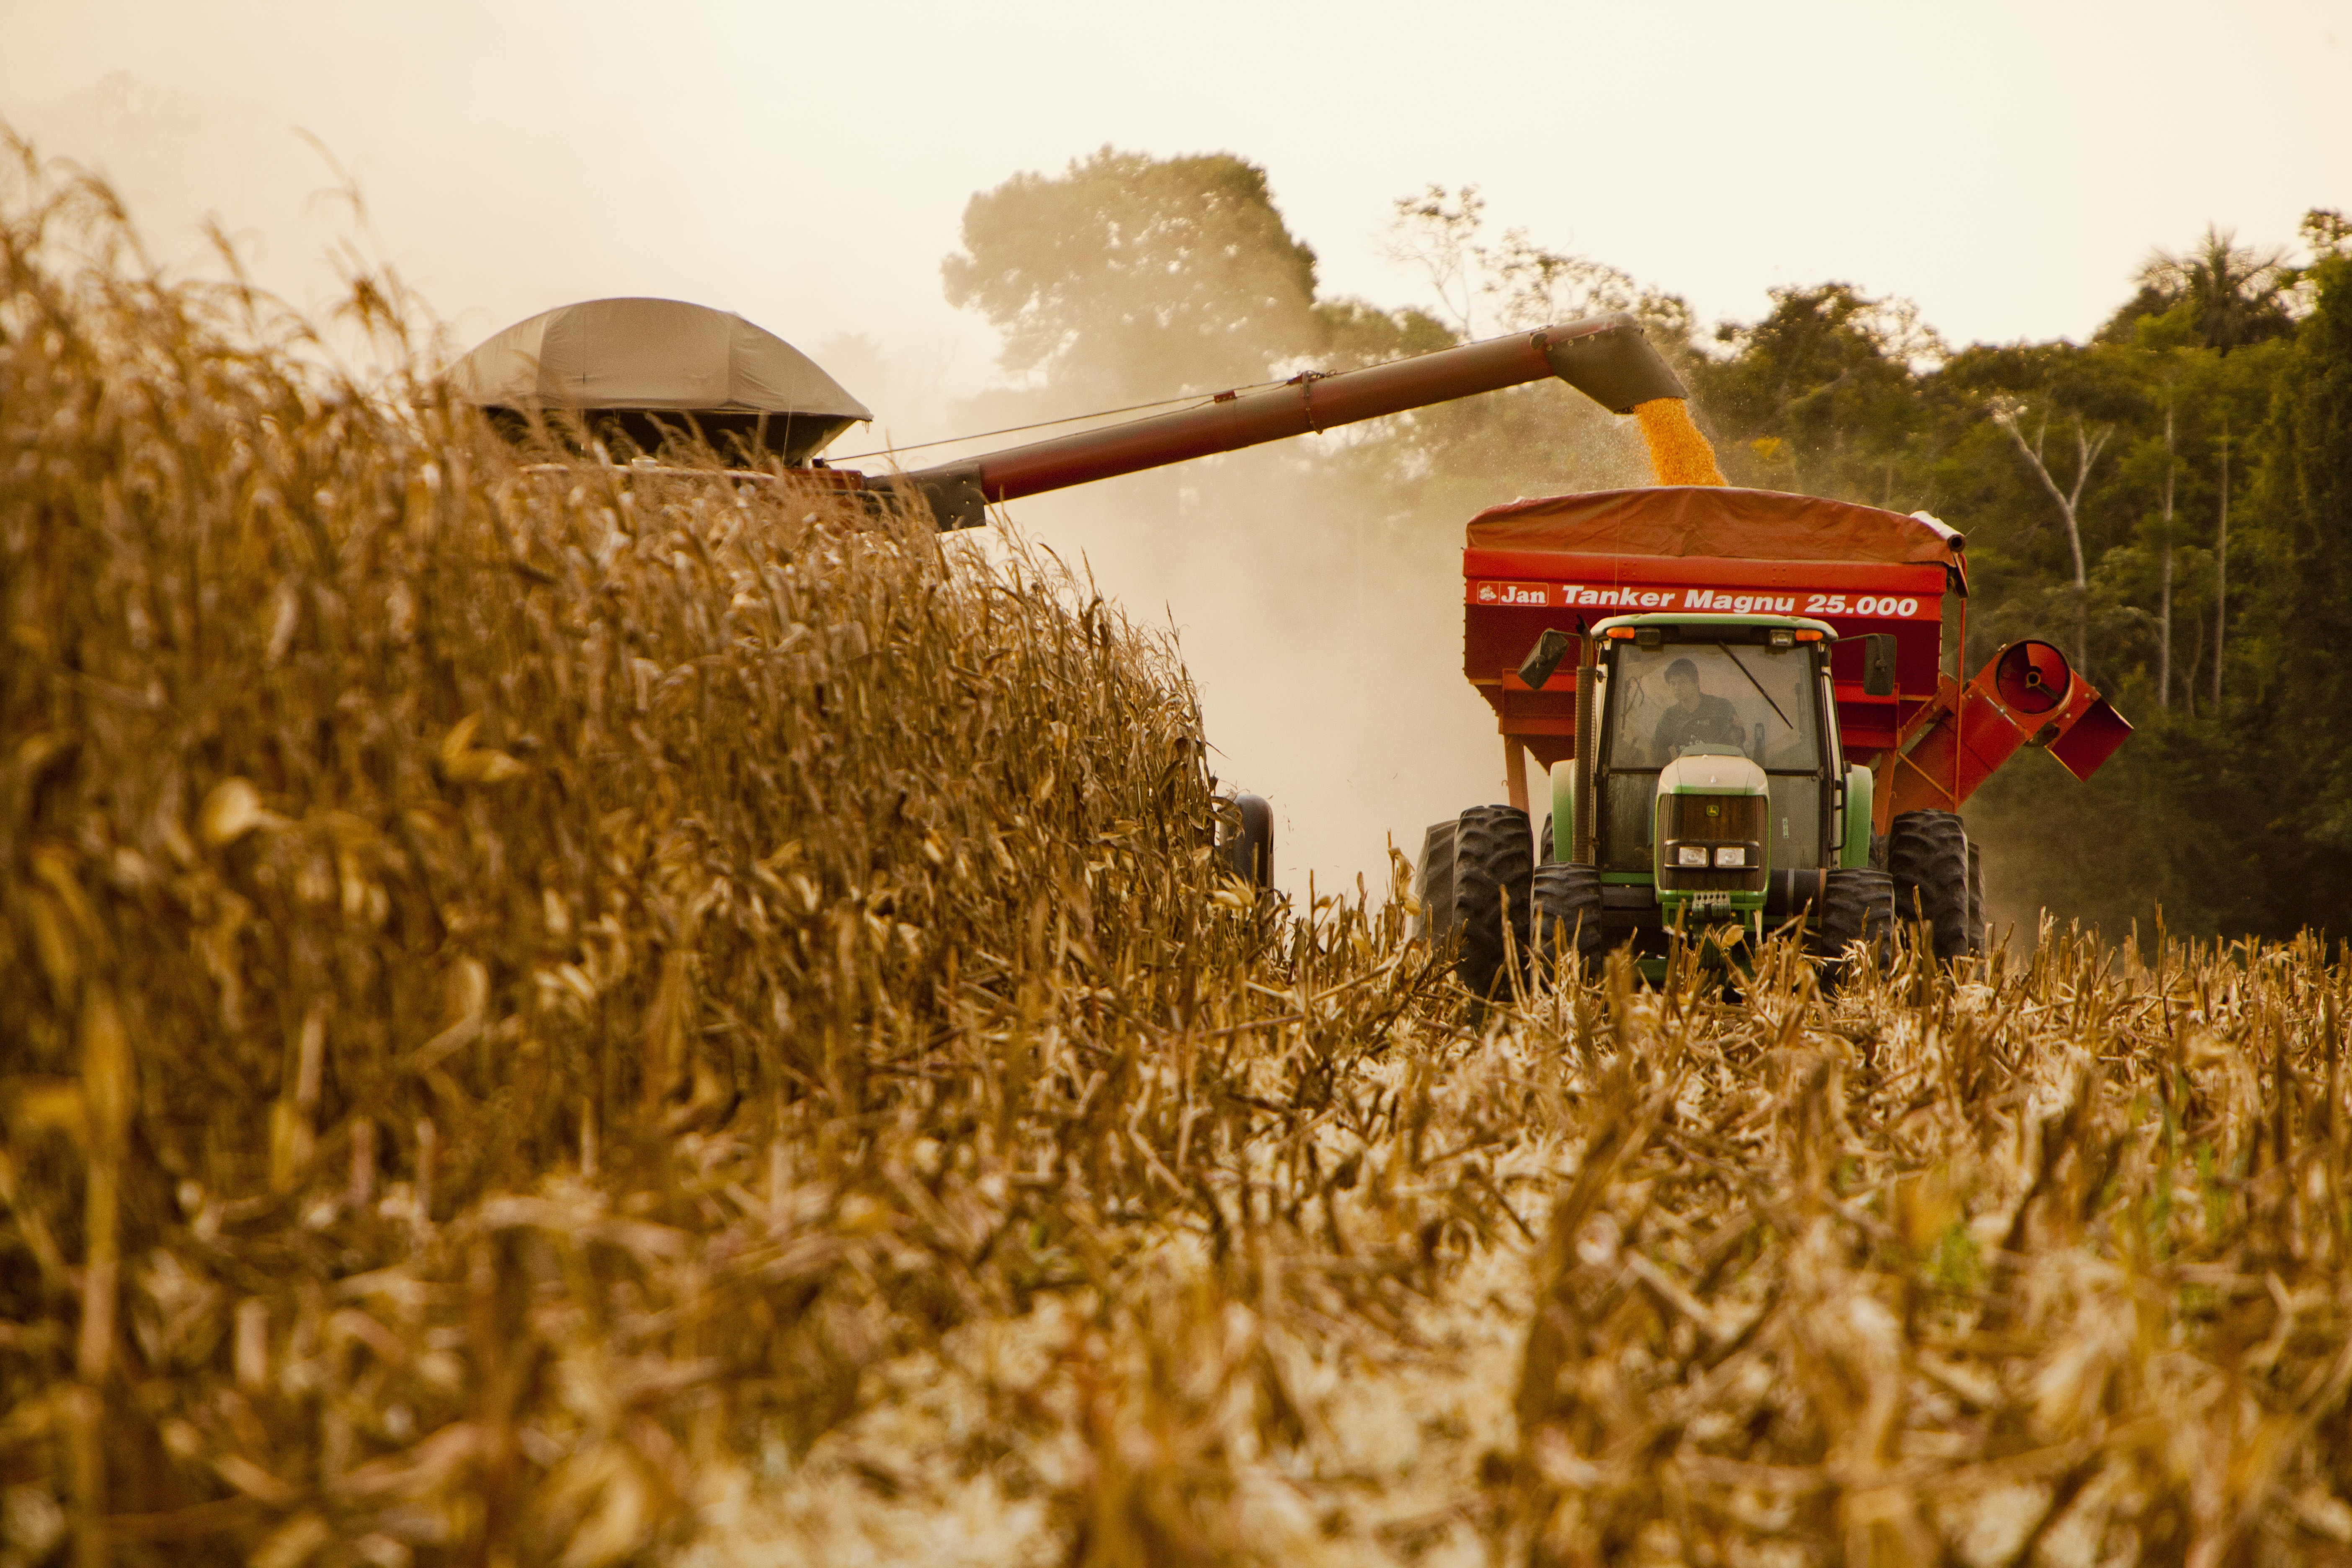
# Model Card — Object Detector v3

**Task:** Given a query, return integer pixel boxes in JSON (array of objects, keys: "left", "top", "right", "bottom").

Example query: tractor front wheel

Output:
[
  {"left": 1809, "top": 868, "right": 1894, "bottom": 970},
  {"left": 1888, "top": 810, "right": 1972, "bottom": 962},
  {"left": 1529, "top": 863, "right": 1605, "bottom": 981}
]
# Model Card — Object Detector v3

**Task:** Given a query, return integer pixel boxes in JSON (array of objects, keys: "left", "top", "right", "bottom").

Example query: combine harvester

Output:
[{"left": 451, "top": 299, "right": 2130, "bottom": 984}]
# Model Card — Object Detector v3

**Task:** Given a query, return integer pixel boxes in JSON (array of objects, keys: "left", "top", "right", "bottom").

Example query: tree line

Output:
[{"left": 943, "top": 148, "right": 2352, "bottom": 943}]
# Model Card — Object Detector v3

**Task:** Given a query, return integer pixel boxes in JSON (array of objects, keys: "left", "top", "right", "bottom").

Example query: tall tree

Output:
[
  {"left": 1378, "top": 183, "right": 1691, "bottom": 346},
  {"left": 1989, "top": 398, "right": 2112, "bottom": 668},
  {"left": 2158, "top": 390, "right": 2177, "bottom": 707},
  {"left": 2128, "top": 224, "right": 2296, "bottom": 351},
  {"left": 1687, "top": 284, "right": 1935, "bottom": 500},
  {"left": 943, "top": 148, "right": 1324, "bottom": 405},
  {"left": 2239, "top": 220, "right": 2352, "bottom": 922}
]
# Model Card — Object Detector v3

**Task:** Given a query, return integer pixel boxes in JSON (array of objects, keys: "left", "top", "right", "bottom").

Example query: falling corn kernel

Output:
[{"left": 1633, "top": 397, "right": 1727, "bottom": 486}]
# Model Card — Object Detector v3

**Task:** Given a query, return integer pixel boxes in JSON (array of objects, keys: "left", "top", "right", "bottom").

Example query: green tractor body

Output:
[{"left": 1542, "top": 612, "right": 1870, "bottom": 979}]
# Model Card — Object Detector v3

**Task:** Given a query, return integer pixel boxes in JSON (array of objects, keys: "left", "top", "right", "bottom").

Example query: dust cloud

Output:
[{"left": 906, "top": 387, "right": 1660, "bottom": 900}]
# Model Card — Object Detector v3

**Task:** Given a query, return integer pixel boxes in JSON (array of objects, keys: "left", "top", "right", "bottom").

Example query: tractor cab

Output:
[{"left": 1568, "top": 612, "right": 1870, "bottom": 939}]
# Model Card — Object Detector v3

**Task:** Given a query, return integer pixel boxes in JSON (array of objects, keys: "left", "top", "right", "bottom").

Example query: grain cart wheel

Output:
[
  {"left": 1538, "top": 812, "right": 1553, "bottom": 864},
  {"left": 1529, "top": 863, "right": 1605, "bottom": 982},
  {"left": 1412, "top": 821, "right": 1459, "bottom": 946},
  {"left": 1452, "top": 804, "right": 1533, "bottom": 998},
  {"left": 1967, "top": 842, "right": 1986, "bottom": 956},
  {"left": 1887, "top": 810, "right": 1971, "bottom": 962},
  {"left": 1808, "top": 869, "right": 1895, "bottom": 972}
]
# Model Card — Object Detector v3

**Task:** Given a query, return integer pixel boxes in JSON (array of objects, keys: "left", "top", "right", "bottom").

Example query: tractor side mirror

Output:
[
  {"left": 1861, "top": 634, "right": 1898, "bottom": 697},
  {"left": 1517, "top": 627, "right": 1574, "bottom": 691}
]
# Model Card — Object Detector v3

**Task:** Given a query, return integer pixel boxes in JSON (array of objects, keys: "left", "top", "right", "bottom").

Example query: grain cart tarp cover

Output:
[
  {"left": 1466, "top": 486, "right": 1966, "bottom": 570},
  {"left": 446, "top": 296, "right": 872, "bottom": 464}
]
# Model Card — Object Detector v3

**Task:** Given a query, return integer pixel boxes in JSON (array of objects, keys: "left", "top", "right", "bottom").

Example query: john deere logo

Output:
[{"left": 1706, "top": 802, "right": 1720, "bottom": 818}]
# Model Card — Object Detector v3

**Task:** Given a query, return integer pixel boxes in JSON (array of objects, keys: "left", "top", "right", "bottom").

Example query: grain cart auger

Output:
[
  {"left": 449, "top": 296, "right": 1714, "bottom": 893},
  {"left": 1416, "top": 489, "right": 2135, "bottom": 995}
]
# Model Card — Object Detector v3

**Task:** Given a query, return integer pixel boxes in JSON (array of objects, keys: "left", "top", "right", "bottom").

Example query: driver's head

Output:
[{"left": 1665, "top": 657, "right": 1700, "bottom": 708}]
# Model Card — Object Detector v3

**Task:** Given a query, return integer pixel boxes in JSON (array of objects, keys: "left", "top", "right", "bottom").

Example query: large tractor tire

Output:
[
  {"left": 1452, "top": 804, "right": 1534, "bottom": 998},
  {"left": 1808, "top": 868, "right": 1895, "bottom": 966},
  {"left": 1967, "top": 842, "right": 1986, "bottom": 956},
  {"left": 1529, "top": 862, "right": 1605, "bottom": 980},
  {"left": 1413, "top": 820, "right": 1459, "bottom": 945},
  {"left": 1888, "top": 809, "right": 1972, "bottom": 962}
]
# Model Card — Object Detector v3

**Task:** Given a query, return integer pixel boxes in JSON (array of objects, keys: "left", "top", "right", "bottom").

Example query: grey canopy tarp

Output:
[{"left": 446, "top": 297, "right": 871, "bottom": 464}]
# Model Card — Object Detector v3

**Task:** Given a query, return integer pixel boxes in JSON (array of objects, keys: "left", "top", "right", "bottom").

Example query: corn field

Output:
[{"left": 5, "top": 154, "right": 2352, "bottom": 1568}]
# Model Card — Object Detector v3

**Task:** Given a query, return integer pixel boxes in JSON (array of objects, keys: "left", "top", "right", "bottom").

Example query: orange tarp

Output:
[{"left": 1466, "top": 486, "right": 1964, "bottom": 570}]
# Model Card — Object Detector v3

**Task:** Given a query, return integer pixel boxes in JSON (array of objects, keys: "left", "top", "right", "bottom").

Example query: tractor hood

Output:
[{"left": 1657, "top": 746, "right": 1768, "bottom": 796}]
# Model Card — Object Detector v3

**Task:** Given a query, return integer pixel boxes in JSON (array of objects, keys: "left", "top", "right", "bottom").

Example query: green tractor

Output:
[{"left": 1417, "top": 611, "right": 1905, "bottom": 992}]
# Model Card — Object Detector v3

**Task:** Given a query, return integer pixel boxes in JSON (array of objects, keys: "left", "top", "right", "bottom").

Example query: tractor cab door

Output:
[{"left": 1594, "top": 637, "right": 1836, "bottom": 872}]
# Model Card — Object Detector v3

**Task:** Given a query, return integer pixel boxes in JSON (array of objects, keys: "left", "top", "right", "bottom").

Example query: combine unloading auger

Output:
[
  {"left": 444, "top": 296, "right": 1716, "bottom": 529},
  {"left": 886, "top": 312, "right": 1715, "bottom": 527}
]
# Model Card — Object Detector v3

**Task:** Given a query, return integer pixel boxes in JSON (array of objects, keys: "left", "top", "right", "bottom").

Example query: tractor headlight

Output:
[
  {"left": 1714, "top": 846, "right": 1747, "bottom": 868},
  {"left": 1677, "top": 845, "right": 1709, "bottom": 867}
]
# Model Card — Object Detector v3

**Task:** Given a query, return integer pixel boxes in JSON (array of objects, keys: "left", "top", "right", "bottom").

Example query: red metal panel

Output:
[
  {"left": 2048, "top": 696, "right": 2133, "bottom": 781},
  {"left": 1461, "top": 548, "right": 1953, "bottom": 768},
  {"left": 1954, "top": 687, "right": 2030, "bottom": 802},
  {"left": 1831, "top": 691, "right": 1902, "bottom": 754},
  {"left": 1465, "top": 576, "right": 1945, "bottom": 619}
]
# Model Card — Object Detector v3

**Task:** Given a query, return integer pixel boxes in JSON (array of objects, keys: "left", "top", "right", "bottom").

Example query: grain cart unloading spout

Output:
[{"left": 892, "top": 313, "right": 1696, "bottom": 529}]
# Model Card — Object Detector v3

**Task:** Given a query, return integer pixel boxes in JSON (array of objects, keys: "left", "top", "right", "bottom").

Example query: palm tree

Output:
[{"left": 2136, "top": 225, "right": 2294, "bottom": 351}]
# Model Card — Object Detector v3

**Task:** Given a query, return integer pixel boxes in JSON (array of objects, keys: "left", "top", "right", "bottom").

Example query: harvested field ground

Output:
[{"left": 6, "top": 161, "right": 2352, "bottom": 1568}]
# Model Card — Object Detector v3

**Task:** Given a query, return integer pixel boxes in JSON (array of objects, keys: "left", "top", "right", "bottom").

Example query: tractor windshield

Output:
[
  {"left": 1596, "top": 640, "right": 1831, "bottom": 872},
  {"left": 1606, "top": 642, "right": 1821, "bottom": 769}
]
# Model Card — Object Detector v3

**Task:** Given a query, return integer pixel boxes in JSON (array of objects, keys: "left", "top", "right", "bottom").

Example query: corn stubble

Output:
[{"left": 6, "top": 161, "right": 2352, "bottom": 1568}]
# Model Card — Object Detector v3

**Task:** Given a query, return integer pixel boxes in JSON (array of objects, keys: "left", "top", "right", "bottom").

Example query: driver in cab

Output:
[{"left": 1651, "top": 657, "right": 1740, "bottom": 758}]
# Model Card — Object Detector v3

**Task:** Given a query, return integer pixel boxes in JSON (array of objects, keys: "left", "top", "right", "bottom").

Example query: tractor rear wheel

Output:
[
  {"left": 1809, "top": 868, "right": 1894, "bottom": 968},
  {"left": 1413, "top": 821, "right": 1458, "bottom": 946},
  {"left": 1967, "top": 842, "right": 1985, "bottom": 956},
  {"left": 1452, "top": 804, "right": 1533, "bottom": 998},
  {"left": 1529, "top": 863, "right": 1605, "bottom": 980},
  {"left": 1888, "top": 810, "right": 1971, "bottom": 961}
]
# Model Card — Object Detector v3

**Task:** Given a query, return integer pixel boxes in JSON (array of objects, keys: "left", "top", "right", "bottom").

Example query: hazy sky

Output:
[{"left": 8, "top": 0, "right": 2347, "bottom": 436}]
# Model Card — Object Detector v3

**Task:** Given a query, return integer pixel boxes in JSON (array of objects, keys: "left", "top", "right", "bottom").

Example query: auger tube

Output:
[{"left": 895, "top": 312, "right": 1685, "bottom": 530}]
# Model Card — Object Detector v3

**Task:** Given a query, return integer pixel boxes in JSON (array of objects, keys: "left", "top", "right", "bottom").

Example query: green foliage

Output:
[
  {"left": 2104, "top": 224, "right": 2298, "bottom": 351},
  {"left": 942, "top": 146, "right": 1323, "bottom": 403},
  {"left": 1688, "top": 282, "right": 1941, "bottom": 499}
]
